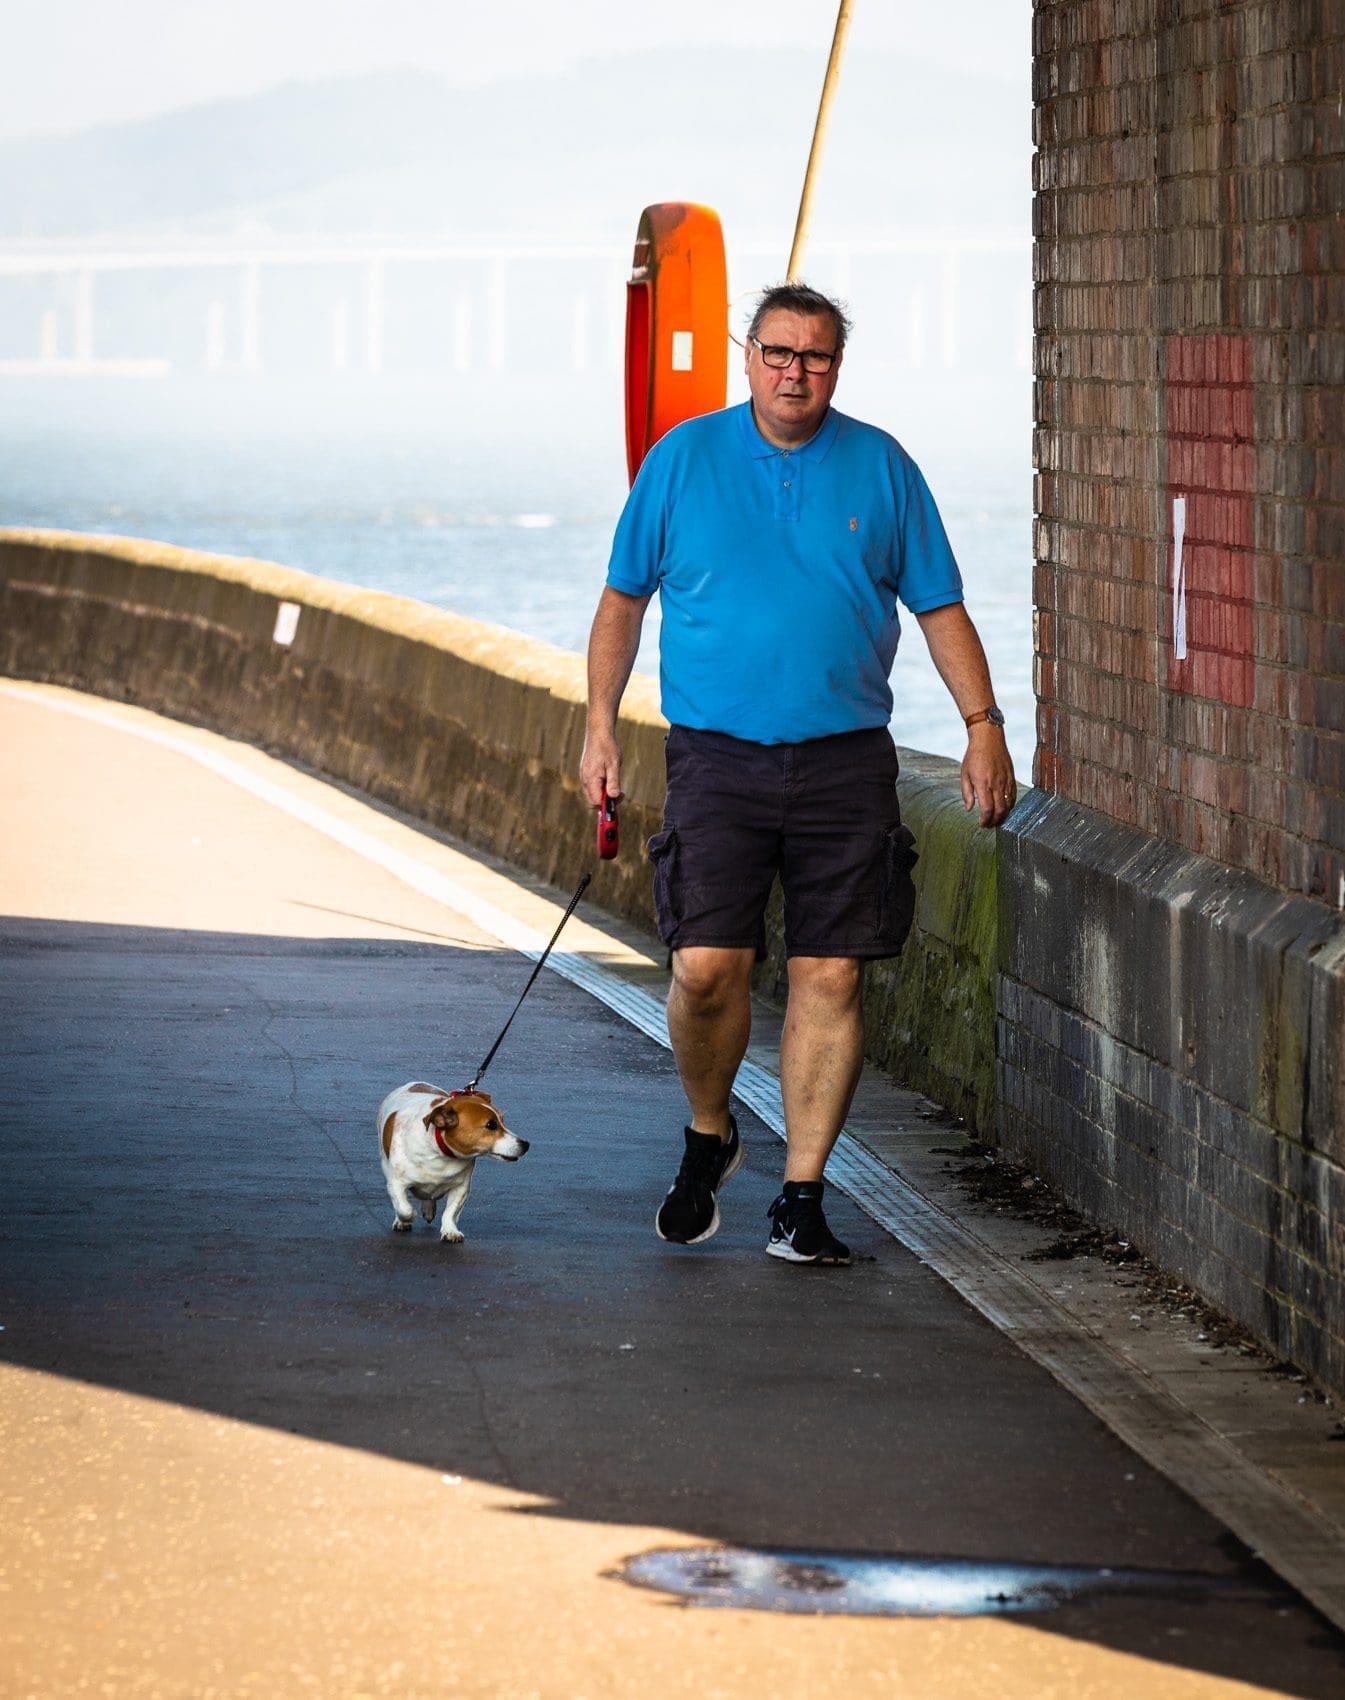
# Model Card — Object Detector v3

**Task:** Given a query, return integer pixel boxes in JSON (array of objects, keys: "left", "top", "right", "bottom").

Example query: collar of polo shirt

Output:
[{"left": 737, "top": 402, "right": 842, "bottom": 462}]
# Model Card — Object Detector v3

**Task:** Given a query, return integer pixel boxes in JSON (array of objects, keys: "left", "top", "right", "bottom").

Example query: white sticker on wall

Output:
[
  {"left": 273, "top": 601, "right": 301, "bottom": 646},
  {"left": 1171, "top": 495, "right": 1188, "bottom": 661},
  {"left": 671, "top": 331, "right": 693, "bottom": 372}
]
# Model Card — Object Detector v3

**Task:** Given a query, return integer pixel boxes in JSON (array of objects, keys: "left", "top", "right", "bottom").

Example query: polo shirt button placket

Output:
[{"left": 776, "top": 450, "right": 799, "bottom": 521}]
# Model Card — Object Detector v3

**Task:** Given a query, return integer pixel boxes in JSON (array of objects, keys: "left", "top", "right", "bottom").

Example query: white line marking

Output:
[{"left": 6, "top": 677, "right": 1343, "bottom": 1630}]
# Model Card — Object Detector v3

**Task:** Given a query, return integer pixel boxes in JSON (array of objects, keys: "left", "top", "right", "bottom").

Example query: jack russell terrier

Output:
[{"left": 377, "top": 1081, "right": 528, "bottom": 1244}]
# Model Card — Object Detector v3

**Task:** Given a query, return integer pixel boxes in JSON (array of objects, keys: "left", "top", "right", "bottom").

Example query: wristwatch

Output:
[{"left": 964, "top": 706, "right": 1006, "bottom": 729}]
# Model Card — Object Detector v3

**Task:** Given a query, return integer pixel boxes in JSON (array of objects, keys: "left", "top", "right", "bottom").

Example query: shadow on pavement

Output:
[{"left": 2, "top": 915, "right": 1342, "bottom": 1696}]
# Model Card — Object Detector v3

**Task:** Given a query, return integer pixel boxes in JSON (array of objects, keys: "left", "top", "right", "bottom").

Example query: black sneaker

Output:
[
  {"left": 655, "top": 1118, "right": 744, "bottom": 1244},
  {"left": 766, "top": 1180, "right": 851, "bottom": 1265}
]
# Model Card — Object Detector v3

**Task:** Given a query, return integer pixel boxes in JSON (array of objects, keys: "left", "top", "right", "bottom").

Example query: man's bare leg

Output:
[
  {"left": 779, "top": 956, "right": 865, "bottom": 1181},
  {"left": 666, "top": 946, "right": 756, "bottom": 1139}
]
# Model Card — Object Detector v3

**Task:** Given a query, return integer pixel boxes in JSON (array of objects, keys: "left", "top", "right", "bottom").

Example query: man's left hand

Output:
[{"left": 961, "top": 727, "right": 1017, "bottom": 828}]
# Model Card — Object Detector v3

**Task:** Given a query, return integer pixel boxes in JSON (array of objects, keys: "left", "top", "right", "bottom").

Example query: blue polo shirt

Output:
[{"left": 605, "top": 402, "right": 964, "bottom": 744}]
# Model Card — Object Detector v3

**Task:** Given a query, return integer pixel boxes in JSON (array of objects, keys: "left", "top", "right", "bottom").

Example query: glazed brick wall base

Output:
[{"left": 1000, "top": 792, "right": 1345, "bottom": 1393}]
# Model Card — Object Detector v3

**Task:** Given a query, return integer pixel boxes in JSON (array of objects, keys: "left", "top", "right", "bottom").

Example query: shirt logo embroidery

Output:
[{"left": 849, "top": 517, "right": 858, "bottom": 531}]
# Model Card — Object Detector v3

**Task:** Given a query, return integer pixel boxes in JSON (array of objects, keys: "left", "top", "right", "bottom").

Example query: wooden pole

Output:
[{"left": 787, "top": 0, "right": 856, "bottom": 282}]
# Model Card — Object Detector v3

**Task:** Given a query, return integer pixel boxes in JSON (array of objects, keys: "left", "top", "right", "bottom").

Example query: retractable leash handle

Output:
[
  {"left": 462, "top": 870, "right": 593, "bottom": 1094},
  {"left": 597, "top": 788, "right": 620, "bottom": 859}
]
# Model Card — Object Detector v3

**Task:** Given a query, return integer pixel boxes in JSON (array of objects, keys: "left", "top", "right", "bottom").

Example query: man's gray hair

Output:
[{"left": 747, "top": 283, "right": 853, "bottom": 352}]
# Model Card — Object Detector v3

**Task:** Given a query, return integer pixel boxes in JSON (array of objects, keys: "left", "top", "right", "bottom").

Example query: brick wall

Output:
[
  {"left": 1019, "top": 0, "right": 1345, "bottom": 1393},
  {"left": 1033, "top": 0, "right": 1344, "bottom": 903}
]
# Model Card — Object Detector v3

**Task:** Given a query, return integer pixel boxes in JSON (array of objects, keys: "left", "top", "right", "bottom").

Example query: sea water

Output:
[{"left": 0, "top": 370, "right": 1035, "bottom": 780}]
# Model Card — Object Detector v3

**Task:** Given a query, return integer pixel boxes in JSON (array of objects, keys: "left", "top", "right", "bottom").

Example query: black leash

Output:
[{"left": 461, "top": 872, "right": 592, "bottom": 1093}]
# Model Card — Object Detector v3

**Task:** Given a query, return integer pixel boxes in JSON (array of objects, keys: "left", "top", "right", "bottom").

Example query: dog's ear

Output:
[
  {"left": 424, "top": 1099, "right": 458, "bottom": 1132},
  {"left": 474, "top": 1091, "right": 493, "bottom": 1104}
]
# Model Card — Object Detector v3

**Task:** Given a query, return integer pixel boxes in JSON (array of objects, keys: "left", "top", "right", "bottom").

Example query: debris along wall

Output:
[
  {"left": 1027, "top": 1, "right": 1345, "bottom": 1390},
  {"left": 0, "top": 528, "right": 1000, "bottom": 1130}
]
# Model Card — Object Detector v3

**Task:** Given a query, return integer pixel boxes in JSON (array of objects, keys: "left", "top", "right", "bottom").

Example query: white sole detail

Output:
[{"left": 766, "top": 1237, "right": 851, "bottom": 1266}]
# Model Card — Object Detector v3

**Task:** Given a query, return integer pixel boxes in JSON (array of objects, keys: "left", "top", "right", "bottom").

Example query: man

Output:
[{"left": 580, "top": 282, "right": 1016, "bottom": 1266}]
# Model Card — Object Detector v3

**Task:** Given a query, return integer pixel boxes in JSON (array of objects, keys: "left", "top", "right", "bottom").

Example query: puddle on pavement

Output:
[{"left": 616, "top": 1546, "right": 1267, "bottom": 1617}]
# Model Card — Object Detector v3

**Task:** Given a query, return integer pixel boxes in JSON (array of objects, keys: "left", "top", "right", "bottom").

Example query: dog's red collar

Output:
[
  {"left": 433, "top": 1126, "right": 469, "bottom": 1160},
  {"left": 432, "top": 1088, "right": 478, "bottom": 1158}
]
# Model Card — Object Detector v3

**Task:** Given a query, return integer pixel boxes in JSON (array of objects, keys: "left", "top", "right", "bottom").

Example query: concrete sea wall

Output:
[{"left": 0, "top": 528, "right": 666, "bottom": 925}]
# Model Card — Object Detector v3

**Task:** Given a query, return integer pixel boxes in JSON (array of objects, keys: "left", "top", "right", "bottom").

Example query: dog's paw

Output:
[
  {"left": 392, "top": 1217, "right": 414, "bottom": 1234},
  {"left": 439, "top": 1228, "right": 465, "bottom": 1245}
]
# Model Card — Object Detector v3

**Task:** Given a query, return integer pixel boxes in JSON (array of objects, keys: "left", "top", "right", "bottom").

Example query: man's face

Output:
[{"left": 744, "top": 308, "right": 844, "bottom": 448}]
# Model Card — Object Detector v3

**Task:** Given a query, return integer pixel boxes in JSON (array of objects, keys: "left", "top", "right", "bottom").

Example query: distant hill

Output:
[{"left": 0, "top": 49, "right": 1028, "bottom": 242}]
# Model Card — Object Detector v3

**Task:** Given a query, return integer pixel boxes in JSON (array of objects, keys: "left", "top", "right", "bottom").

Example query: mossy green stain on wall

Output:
[
  {"left": 1258, "top": 974, "right": 1308, "bottom": 1140},
  {"left": 868, "top": 758, "right": 1003, "bottom": 1133}
]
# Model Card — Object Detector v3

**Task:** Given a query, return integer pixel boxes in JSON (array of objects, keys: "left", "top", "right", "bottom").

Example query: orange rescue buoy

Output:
[{"left": 624, "top": 202, "right": 728, "bottom": 485}]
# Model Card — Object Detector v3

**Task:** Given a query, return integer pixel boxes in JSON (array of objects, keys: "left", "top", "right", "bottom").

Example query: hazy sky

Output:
[{"left": 9, "top": 0, "right": 1030, "bottom": 140}]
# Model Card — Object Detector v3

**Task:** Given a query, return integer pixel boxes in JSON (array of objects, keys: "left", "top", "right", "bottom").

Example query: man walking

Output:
[{"left": 580, "top": 283, "right": 1015, "bottom": 1265}]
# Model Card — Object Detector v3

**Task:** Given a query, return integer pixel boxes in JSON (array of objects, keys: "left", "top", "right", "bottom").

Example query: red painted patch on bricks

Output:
[{"left": 1165, "top": 334, "right": 1255, "bottom": 708}]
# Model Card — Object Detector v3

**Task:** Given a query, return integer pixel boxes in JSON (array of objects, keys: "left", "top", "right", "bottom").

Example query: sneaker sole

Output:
[
  {"left": 655, "top": 1134, "right": 745, "bottom": 1246},
  {"left": 766, "top": 1239, "right": 851, "bottom": 1266}
]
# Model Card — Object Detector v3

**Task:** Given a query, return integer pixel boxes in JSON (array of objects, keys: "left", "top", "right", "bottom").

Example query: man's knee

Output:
[
  {"left": 671, "top": 946, "right": 755, "bottom": 1012},
  {"left": 787, "top": 955, "right": 863, "bottom": 1008}
]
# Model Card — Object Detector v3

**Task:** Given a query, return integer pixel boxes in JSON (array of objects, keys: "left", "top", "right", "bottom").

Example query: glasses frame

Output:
[{"left": 748, "top": 335, "right": 838, "bottom": 375}]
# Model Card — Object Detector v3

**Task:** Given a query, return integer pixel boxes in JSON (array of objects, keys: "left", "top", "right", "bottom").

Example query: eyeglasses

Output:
[{"left": 749, "top": 335, "right": 837, "bottom": 374}]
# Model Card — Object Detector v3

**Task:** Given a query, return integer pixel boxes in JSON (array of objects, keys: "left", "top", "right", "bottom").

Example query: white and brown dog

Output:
[{"left": 377, "top": 1081, "right": 528, "bottom": 1244}]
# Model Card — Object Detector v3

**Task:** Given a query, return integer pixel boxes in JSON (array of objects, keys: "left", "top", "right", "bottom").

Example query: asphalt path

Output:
[{"left": 2, "top": 684, "right": 1343, "bottom": 1699}]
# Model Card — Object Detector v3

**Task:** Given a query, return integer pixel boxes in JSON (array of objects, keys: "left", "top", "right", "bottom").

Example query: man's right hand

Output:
[
  {"left": 580, "top": 727, "right": 622, "bottom": 809},
  {"left": 581, "top": 586, "right": 650, "bottom": 811}
]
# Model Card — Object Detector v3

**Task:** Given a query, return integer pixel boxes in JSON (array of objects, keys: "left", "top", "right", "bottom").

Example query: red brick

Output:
[{"left": 1035, "top": 0, "right": 1344, "bottom": 898}]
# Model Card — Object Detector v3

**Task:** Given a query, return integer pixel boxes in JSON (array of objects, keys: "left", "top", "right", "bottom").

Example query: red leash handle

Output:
[{"left": 597, "top": 789, "right": 620, "bottom": 860}]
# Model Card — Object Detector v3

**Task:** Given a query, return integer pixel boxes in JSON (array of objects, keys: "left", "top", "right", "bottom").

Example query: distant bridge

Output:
[{"left": 0, "top": 232, "right": 1031, "bottom": 379}]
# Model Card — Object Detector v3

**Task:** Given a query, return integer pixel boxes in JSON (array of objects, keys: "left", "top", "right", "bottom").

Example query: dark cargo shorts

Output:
[{"left": 646, "top": 724, "right": 919, "bottom": 960}]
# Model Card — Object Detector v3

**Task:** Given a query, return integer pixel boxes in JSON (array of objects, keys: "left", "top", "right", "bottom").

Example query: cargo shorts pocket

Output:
[
  {"left": 877, "top": 823, "right": 919, "bottom": 953},
  {"left": 646, "top": 828, "right": 682, "bottom": 945}
]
